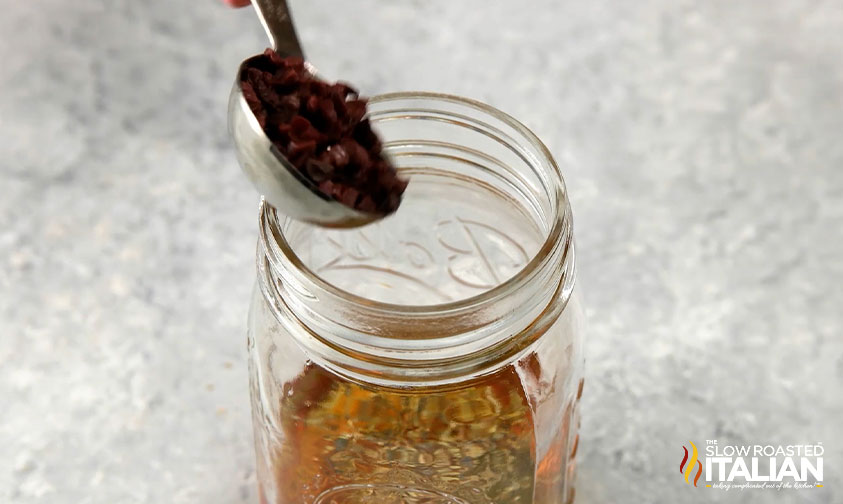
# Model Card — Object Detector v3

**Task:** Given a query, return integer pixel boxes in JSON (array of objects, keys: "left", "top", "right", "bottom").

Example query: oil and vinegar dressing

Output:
[{"left": 259, "top": 355, "right": 576, "bottom": 504}]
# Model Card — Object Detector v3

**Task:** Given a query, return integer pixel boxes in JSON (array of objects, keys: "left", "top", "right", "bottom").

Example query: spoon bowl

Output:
[{"left": 228, "top": 0, "right": 383, "bottom": 227}]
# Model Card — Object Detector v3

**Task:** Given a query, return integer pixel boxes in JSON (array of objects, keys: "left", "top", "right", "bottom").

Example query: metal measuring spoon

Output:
[{"left": 228, "top": 0, "right": 382, "bottom": 227}]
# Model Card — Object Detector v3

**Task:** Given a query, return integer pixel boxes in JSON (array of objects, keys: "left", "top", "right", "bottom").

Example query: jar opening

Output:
[
  {"left": 256, "top": 93, "right": 575, "bottom": 382},
  {"left": 261, "top": 92, "right": 572, "bottom": 317}
]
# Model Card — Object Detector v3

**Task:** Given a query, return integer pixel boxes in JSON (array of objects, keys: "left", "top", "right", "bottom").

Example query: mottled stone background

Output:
[{"left": 1, "top": 1, "right": 840, "bottom": 503}]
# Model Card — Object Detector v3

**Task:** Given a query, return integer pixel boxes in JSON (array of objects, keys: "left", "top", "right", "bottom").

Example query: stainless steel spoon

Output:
[{"left": 228, "top": 0, "right": 381, "bottom": 227}]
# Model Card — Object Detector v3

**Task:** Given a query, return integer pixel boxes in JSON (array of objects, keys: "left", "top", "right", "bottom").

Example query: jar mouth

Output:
[{"left": 261, "top": 92, "right": 572, "bottom": 319}]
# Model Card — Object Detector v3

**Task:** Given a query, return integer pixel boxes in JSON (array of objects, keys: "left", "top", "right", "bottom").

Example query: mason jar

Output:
[{"left": 247, "top": 92, "right": 584, "bottom": 504}]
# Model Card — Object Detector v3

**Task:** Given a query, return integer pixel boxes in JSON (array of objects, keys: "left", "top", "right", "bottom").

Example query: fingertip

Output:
[{"left": 224, "top": 0, "right": 251, "bottom": 7}]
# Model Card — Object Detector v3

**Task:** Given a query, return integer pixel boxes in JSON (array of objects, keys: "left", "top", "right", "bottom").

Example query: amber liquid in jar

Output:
[{"left": 262, "top": 356, "right": 576, "bottom": 504}]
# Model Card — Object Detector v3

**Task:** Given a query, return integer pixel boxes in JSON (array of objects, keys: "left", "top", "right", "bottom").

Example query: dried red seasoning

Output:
[{"left": 240, "top": 49, "right": 407, "bottom": 214}]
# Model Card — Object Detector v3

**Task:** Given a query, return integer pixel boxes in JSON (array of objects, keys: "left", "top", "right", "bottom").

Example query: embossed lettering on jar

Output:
[{"left": 247, "top": 93, "right": 585, "bottom": 504}]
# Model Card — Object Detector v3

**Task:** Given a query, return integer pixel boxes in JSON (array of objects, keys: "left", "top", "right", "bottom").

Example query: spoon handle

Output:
[{"left": 252, "top": 0, "right": 305, "bottom": 59}]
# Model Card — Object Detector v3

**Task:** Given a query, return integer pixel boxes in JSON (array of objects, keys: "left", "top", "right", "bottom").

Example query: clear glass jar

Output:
[{"left": 247, "top": 93, "right": 584, "bottom": 504}]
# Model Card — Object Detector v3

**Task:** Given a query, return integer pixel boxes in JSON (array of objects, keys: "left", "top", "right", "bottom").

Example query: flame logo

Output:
[{"left": 680, "top": 441, "right": 703, "bottom": 487}]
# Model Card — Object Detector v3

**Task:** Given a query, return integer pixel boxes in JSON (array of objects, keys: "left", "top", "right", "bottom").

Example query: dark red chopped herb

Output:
[{"left": 240, "top": 49, "right": 407, "bottom": 214}]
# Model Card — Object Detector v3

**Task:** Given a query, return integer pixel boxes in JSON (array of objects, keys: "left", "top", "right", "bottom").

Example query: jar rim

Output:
[{"left": 261, "top": 91, "right": 572, "bottom": 319}]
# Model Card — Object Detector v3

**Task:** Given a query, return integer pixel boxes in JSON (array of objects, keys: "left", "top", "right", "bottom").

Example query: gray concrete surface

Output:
[{"left": 1, "top": 1, "right": 841, "bottom": 503}]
